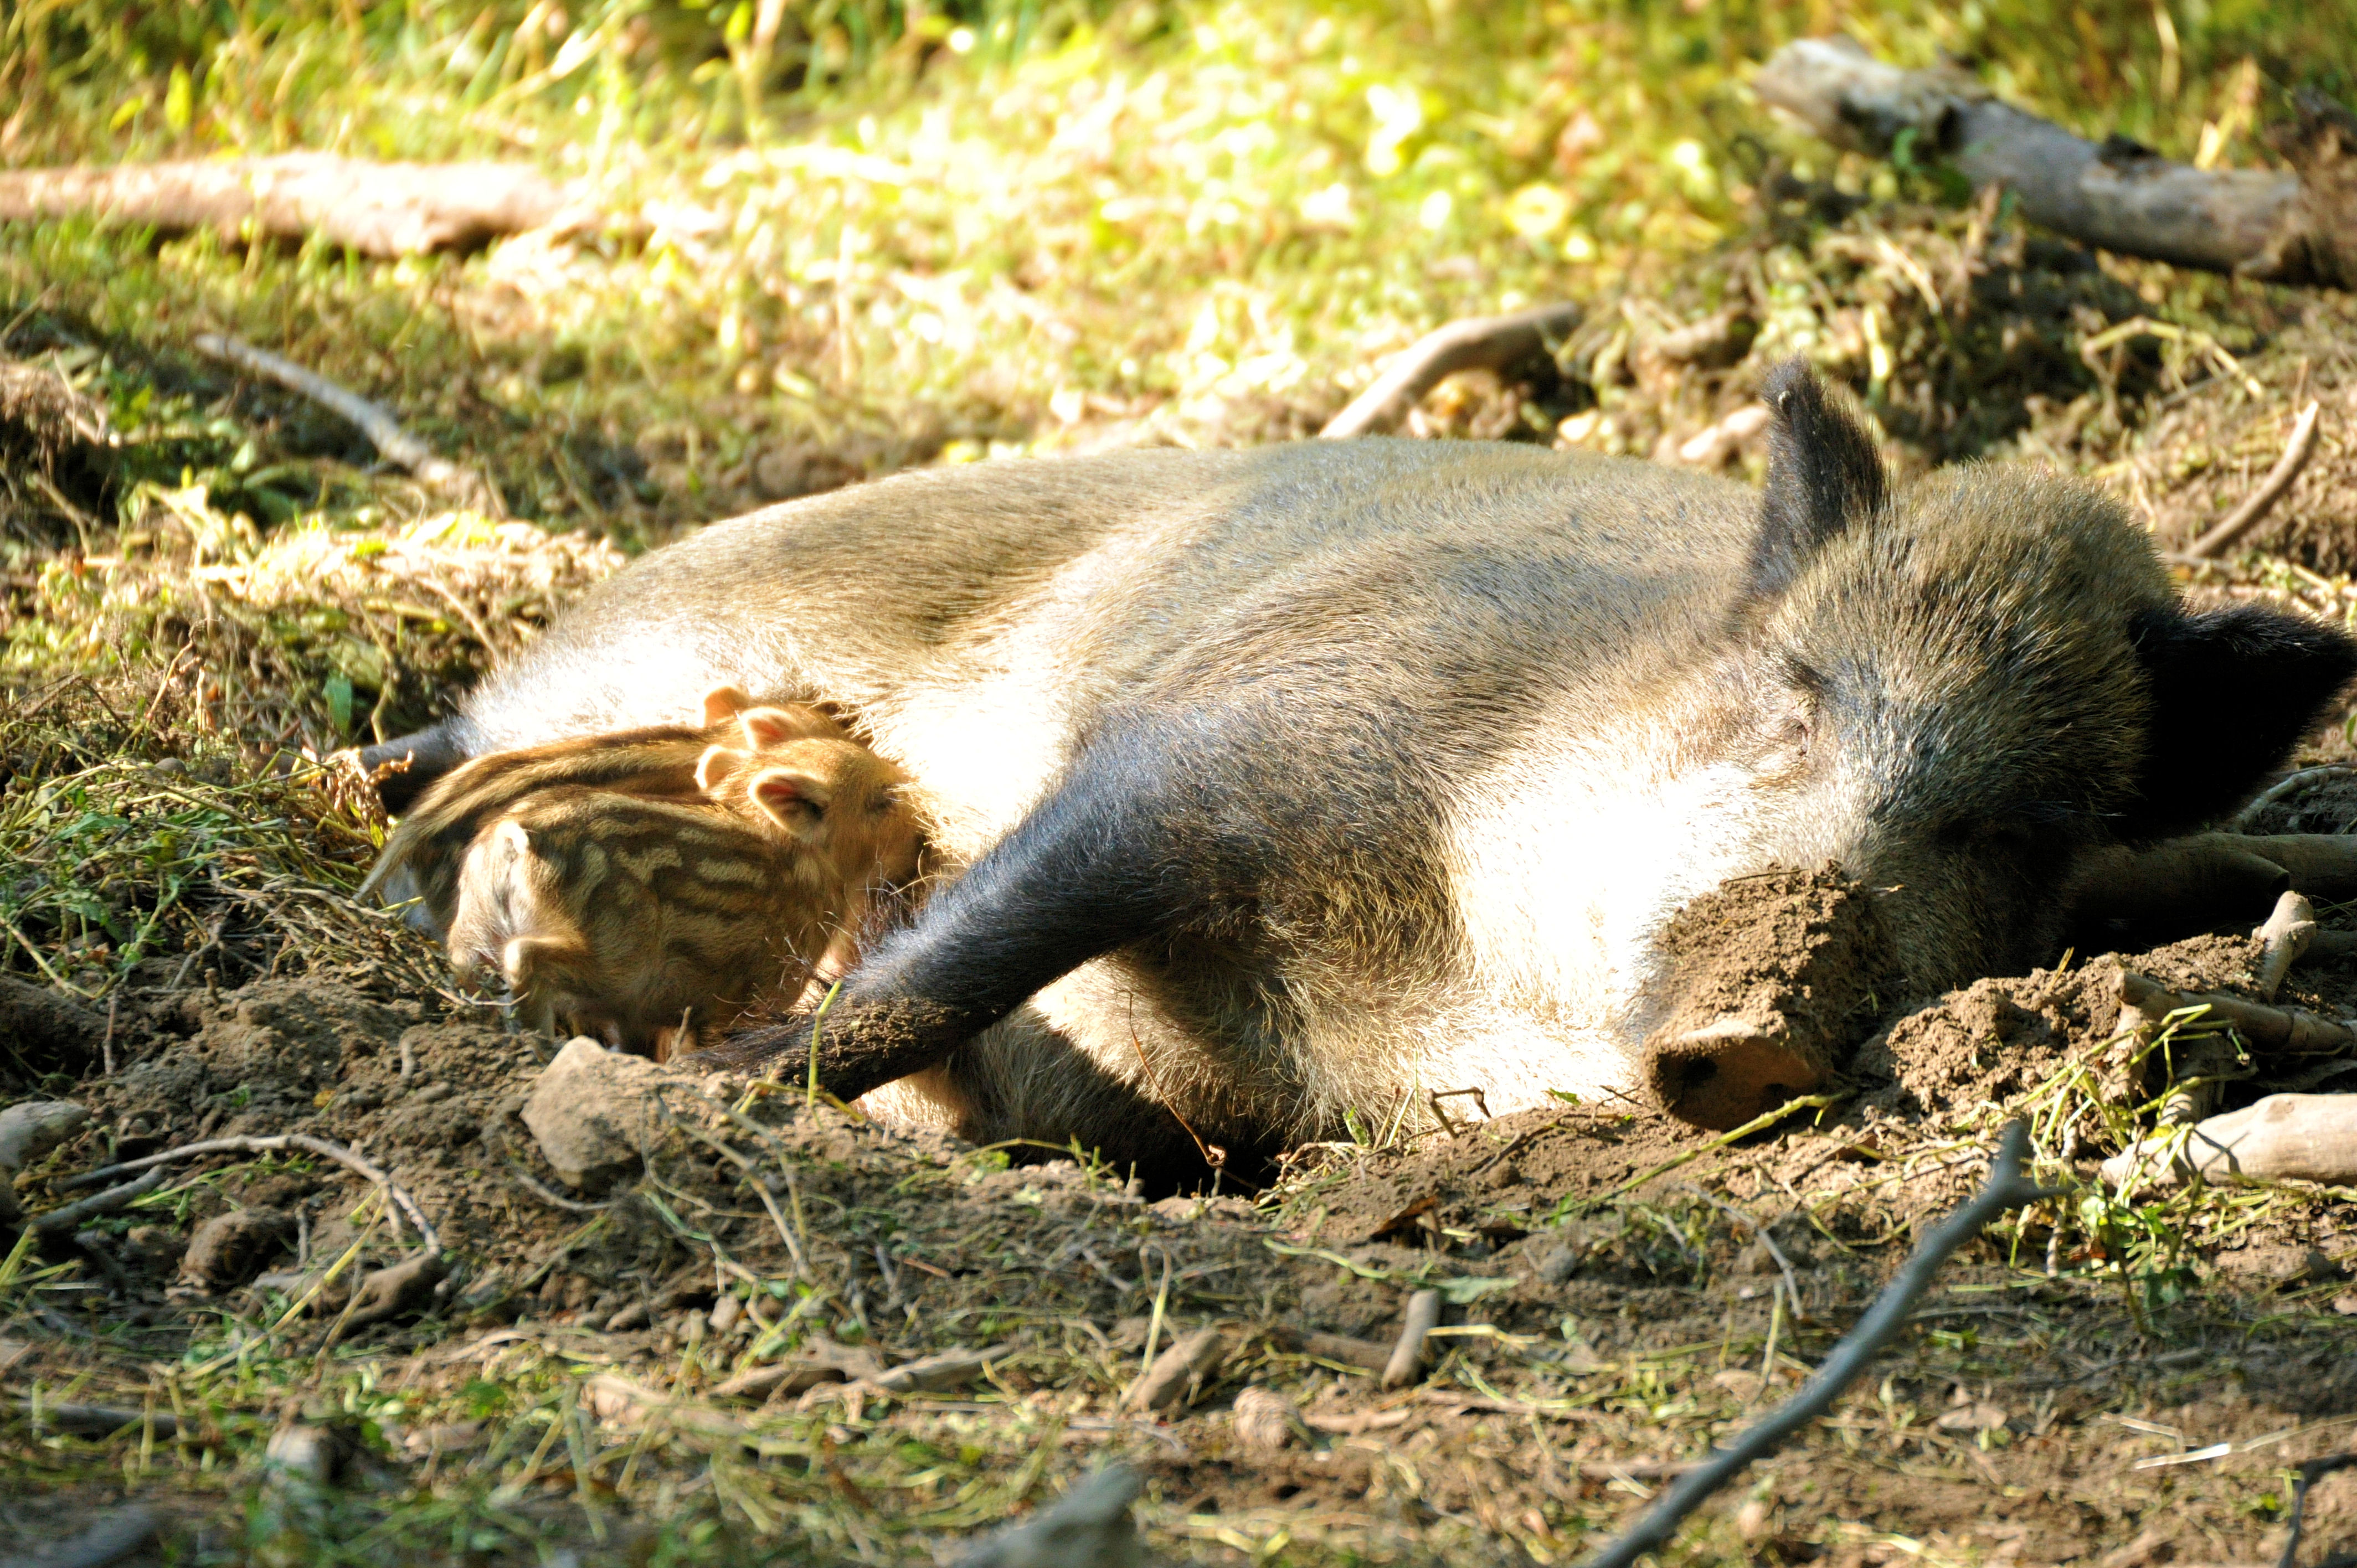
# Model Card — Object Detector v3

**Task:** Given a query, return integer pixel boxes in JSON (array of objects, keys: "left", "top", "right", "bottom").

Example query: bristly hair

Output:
[{"left": 1742, "top": 359, "right": 1887, "bottom": 608}]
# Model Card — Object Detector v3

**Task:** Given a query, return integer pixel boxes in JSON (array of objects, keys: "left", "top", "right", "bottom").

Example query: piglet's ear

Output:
[
  {"left": 2121, "top": 603, "right": 2357, "bottom": 840},
  {"left": 694, "top": 743, "right": 742, "bottom": 797},
  {"left": 740, "top": 705, "right": 836, "bottom": 751},
  {"left": 702, "top": 685, "right": 754, "bottom": 728},
  {"left": 750, "top": 767, "right": 832, "bottom": 839},
  {"left": 1744, "top": 359, "right": 1886, "bottom": 604}
]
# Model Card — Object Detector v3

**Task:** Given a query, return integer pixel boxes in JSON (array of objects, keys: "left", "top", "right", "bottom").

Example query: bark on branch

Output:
[
  {"left": 2103, "top": 1093, "right": 2357, "bottom": 1187},
  {"left": 1753, "top": 38, "right": 2357, "bottom": 290},
  {"left": 0, "top": 154, "right": 588, "bottom": 257}
]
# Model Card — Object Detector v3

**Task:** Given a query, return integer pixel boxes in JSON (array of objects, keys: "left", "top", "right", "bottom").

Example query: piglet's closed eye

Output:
[{"left": 750, "top": 767, "right": 832, "bottom": 838}]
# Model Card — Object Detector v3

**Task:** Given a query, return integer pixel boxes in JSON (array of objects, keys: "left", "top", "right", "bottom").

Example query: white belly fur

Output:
[{"left": 1438, "top": 718, "right": 1764, "bottom": 1113}]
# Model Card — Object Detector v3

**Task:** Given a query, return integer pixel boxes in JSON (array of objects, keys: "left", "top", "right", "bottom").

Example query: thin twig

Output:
[
  {"left": 1674, "top": 1182, "right": 1805, "bottom": 1318},
  {"left": 192, "top": 332, "right": 481, "bottom": 501},
  {"left": 1578, "top": 1121, "right": 2050, "bottom": 1568},
  {"left": 512, "top": 1170, "right": 623, "bottom": 1214},
  {"left": 2180, "top": 400, "right": 2324, "bottom": 559},
  {"left": 63, "top": 1133, "right": 439, "bottom": 1255},
  {"left": 2231, "top": 764, "right": 2357, "bottom": 833},
  {"left": 2278, "top": 1452, "right": 2357, "bottom": 1568}
]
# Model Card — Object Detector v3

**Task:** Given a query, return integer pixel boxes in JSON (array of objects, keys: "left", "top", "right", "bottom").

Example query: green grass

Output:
[{"left": 5, "top": 0, "right": 2353, "bottom": 571}]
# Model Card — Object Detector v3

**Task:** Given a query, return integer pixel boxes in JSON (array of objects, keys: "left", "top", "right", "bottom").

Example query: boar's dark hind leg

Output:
[
  {"left": 701, "top": 723, "right": 1214, "bottom": 1098},
  {"left": 352, "top": 724, "right": 466, "bottom": 812}
]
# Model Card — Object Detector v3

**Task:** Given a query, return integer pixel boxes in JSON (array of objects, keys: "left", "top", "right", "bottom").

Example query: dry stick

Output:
[
  {"left": 1317, "top": 302, "right": 1582, "bottom": 439},
  {"left": 2253, "top": 891, "right": 2319, "bottom": 1003},
  {"left": 191, "top": 332, "right": 477, "bottom": 498},
  {"left": 2120, "top": 970, "right": 2357, "bottom": 1055},
  {"left": 1382, "top": 1288, "right": 1445, "bottom": 1391},
  {"left": 2107, "top": 1093, "right": 2357, "bottom": 1188},
  {"left": 0, "top": 157, "right": 578, "bottom": 256},
  {"left": 62, "top": 1133, "right": 440, "bottom": 1255},
  {"left": 1123, "top": 1328, "right": 1227, "bottom": 1412},
  {"left": 1578, "top": 1121, "right": 2050, "bottom": 1568},
  {"left": 27, "top": 1168, "right": 164, "bottom": 1234},
  {"left": 2180, "top": 401, "right": 2325, "bottom": 559},
  {"left": 16, "top": 1403, "right": 179, "bottom": 1439}
]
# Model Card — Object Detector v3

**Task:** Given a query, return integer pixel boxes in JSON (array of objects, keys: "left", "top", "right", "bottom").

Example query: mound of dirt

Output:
[{"left": 1641, "top": 865, "right": 1893, "bottom": 1129}]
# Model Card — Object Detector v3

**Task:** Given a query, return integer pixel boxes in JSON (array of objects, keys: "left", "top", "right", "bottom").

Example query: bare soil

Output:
[{"left": 15, "top": 837, "right": 2357, "bottom": 1562}]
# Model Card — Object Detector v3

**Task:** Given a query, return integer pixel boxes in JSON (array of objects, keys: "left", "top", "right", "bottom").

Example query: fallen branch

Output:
[
  {"left": 1578, "top": 1121, "right": 2049, "bottom": 1568},
  {"left": 0, "top": 154, "right": 584, "bottom": 257},
  {"left": 2120, "top": 969, "right": 2357, "bottom": 1055},
  {"left": 2103, "top": 1093, "right": 2357, "bottom": 1188},
  {"left": 1753, "top": 38, "right": 2357, "bottom": 290},
  {"left": 64, "top": 1133, "right": 440, "bottom": 1255},
  {"left": 871, "top": 1343, "right": 1015, "bottom": 1395},
  {"left": 1261, "top": 1321, "right": 1393, "bottom": 1373},
  {"left": 2179, "top": 400, "right": 2325, "bottom": 558},
  {"left": 2232, "top": 764, "right": 2357, "bottom": 832},
  {"left": 192, "top": 333, "right": 486, "bottom": 504},
  {"left": 1318, "top": 302, "right": 1581, "bottom": 439}
]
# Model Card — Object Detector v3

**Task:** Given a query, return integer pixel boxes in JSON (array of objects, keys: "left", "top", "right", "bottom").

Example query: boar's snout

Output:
[
  {"left": 1636, "top": 865, "right": 1896, "bottom": 1131},
  {"left": 1645, "top": 1015, "right": 1833, "bottom": 1131}
]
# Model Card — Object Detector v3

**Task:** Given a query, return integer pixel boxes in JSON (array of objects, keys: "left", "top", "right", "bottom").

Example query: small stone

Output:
[
  {"left": 1933, "top": 1401, "right": 2009, "bottom": 1433},
  {"left": 264, "top": 1423, "right": 341, "bottom": 1485},
  {"left": 178, "top": 1208, "right": 294, "bottom": 1292},
  {"left": 1533, "top": 1244, "right": 1581, "bottom": 1286},
  {"left": 0, "top": 1100, "right": 88, "bottom": 1174},
  {"left": 1232, "top": 1386, "right": 1300, "bottom": 1452},
  {"left": 954, "top": 1464, "right": 1145, "bottom": 1568},
  {"left": 521, "top": 1037, "right": 679, "bottom": 1190}
]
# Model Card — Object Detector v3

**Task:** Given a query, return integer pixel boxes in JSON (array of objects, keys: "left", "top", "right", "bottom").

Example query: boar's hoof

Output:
[{"left": 1644, "top": 1017, "right": 1830, "bottom": 1132}]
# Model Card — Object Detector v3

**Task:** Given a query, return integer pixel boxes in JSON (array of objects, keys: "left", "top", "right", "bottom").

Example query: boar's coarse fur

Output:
[{"left": 361, "top": 364, "right": 2357, "bottom": 1172}]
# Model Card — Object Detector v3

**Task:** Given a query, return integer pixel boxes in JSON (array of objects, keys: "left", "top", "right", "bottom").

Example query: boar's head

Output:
[{"left": 1649, "top": 361, "right": 2356, "bottom": 1126}]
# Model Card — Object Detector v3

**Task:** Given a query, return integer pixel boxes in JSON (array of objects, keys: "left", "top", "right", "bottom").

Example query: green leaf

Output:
[
  {"left": 324, "top": 673, "right": 354, "bottom": 734},
  {"left": 165, "top": 66, "right": 194, "bottom": 133},
  {"left": 1436, "top": 1275, "right": 1516, "bottom": 1306}
]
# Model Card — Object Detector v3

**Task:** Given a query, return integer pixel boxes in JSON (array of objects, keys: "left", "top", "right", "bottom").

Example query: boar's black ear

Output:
[
  {"left": 1743, "top": 359, "right": 1886, "bottom": 604},
  {"left": 2122, "top": 603, "right": 2357, "bottom": 839}
]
